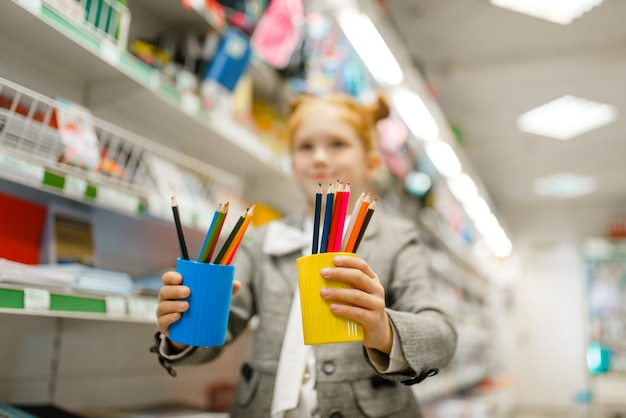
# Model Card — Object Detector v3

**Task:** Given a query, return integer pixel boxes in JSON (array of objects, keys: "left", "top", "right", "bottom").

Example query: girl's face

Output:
[{"left": 290, "top": 102, "right": 380, "bottom": 211}]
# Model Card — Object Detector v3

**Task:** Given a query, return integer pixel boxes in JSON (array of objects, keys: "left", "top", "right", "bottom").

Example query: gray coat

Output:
[{"left": 164, "top": 211, "right": 457, "bottom": 417}]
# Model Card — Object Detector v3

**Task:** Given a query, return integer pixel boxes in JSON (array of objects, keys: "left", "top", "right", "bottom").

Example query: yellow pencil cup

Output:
[{"left": 297, "top": 252, "right": 364, "bottom": 345}]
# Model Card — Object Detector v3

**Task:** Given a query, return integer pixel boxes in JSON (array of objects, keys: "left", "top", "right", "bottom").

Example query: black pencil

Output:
[
  {"left": 213, "top": 208, "right": 247, "bottom": 264},
  {"left": 171, "top": 196, "right": 189, "bottom": 260}
]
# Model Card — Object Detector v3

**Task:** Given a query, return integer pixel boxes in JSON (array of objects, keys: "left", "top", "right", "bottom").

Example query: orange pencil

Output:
[
  {"left": 341, "top": 192, "right": 366, "bottom": 251},
  {"left": 345, "top": 193, "right": 371, "bottom": 253},
  {"left": 223, "top": 205, "right": 255, "bottom": 265}
]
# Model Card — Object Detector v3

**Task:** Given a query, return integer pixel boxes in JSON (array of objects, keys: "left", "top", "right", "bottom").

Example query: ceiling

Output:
[{"left": 384, "top": 0, "right": 626, "bottom": 246}]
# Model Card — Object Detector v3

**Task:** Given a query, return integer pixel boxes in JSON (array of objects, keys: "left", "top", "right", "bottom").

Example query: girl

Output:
[{"left": 154, "top": 92, "right": 457, "bottom": 417}]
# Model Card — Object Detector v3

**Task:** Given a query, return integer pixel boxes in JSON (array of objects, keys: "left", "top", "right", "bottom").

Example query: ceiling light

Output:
[
  {"left": 534, "top": 173, "right": 597, "bottom": 198},
  {"left": 392, "top": 88, "right": 439, "bottom": 142},
  {"left": 490, "top": 0, "right": 606, "bottom": 25},
  {"left": 448, "top": 173, "right": 478, "bottom": 205},
  {"left": 337, "top": 10, "right": 403, "bottom": 86},
  {"left": 517, "top": 95, "right": 617, "bottom": 140},
  {"left": 424, "top": 141, "right": 462, "bottom": 178}
]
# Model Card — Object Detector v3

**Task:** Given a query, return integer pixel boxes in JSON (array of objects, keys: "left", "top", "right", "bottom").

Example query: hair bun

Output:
[{"left": 367, "top": 92, "right": 390, "bottom": 122}]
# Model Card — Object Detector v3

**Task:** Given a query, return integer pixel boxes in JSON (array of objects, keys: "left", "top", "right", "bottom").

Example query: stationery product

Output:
[
  {"left": 170, "top": 196, "right": 189, "bottom": 260},
  {"left": 311, "top": 183, "right": 322, "bottom": 254},
  {"left": 197, "top": 202, "right": 228, "bottom": 263},
  {"left": 222, "top": 205, "right": 255, "bottom": 265},
  {"left": 341, "top": 192, "right": 365, "bottom": 251},
  {"left": 172, "top": 198, "right": 252, "bottom": 266},
  {"left": 319, "top": 183, "right": 334, "bottom": 253},
  {"left": 344, "top": 193, "right": 371, "bottom": 253},
  {"left": 297, "top": 252, "right": 364, "bottom": 344},
  {"left": 326, "top": 182, "right": 343, "bottom": 253},
  {"left": 168, "top": 258, "right": 234, "bottom": 346},
  {"left": 314, "top": 181, "right": 376, "bottom": 254},
  {"left": 352, "top": 198, "right": 377, "bottom": 253},
  {"left": 203, "top": 27, "right": 252, "bottom": 92}
]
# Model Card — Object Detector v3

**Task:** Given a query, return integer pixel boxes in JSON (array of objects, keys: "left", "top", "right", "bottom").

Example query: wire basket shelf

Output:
[{"left": 0, "top": 76, "right": 243, "bottom": 228}]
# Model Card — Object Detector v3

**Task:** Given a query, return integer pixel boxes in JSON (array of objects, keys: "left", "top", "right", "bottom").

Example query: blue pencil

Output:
[
  {"left": 312, "top": 183, "right": 322, "bottom": 254},
  {"left": 197, "top": 203, "right": 222, "bottom": 262},
  {"left": 319, "top": 183, "right": 335, "bottom": 253}
]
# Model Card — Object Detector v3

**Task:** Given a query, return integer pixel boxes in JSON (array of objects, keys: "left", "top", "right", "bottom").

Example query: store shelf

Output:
[
  {"left": 0, "top": 1, "right": 300, "bottom": 215},
  {"left": 0, "top": 284, "right": 156, "bottom": 324},
  {"left": 0, "top": 75, "right": 247, "bottom": 230}
]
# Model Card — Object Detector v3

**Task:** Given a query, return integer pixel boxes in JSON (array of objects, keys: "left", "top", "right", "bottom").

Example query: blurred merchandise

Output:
[
  {"left": 0, "top": 193, "right": 47, "bottom": 265},
  {"left": 203, "top": 28, "right": 252, "bottom": 92},
  {"left": 250, "top": 0, "right": 304, "bottom": 69},
  {"left": 250, "top": 99, "right": 289, "bottom": 158},
  {"left": 53, "top": 98, "right": 101, "bottom": 171}
]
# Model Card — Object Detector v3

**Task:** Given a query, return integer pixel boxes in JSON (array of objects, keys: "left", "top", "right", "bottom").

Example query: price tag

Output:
[
  {"left": 24, "top": 288, "right": 50, "bottom": 310},
  {"left": 149, "top": 70, "right": 161, "bottom": 90},
  {"left": 127, "top": 298, "right": 149, "bottom": 318},
  {"left": 0, "top": 153, "right": 20, "bottom": 178},
  {"left": 64, "top": 175, "right": 88, "bottom": 198},
  {"left": 105, "top": 296, "right": 126, "bottom": 316},
  {"left": 21, "top": 160, "right": 45, "bottom": 184},
  {"left": 181, "top": 92, "right": 200, "bottom": 115},
  {"left": 100, "top": 40, "right": 120, "bottom": 66},
  {"left": 16, "top": 0, "right": 41, "bottom": 15}
]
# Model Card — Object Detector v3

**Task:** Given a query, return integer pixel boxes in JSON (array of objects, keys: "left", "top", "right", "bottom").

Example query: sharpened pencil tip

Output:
[{"left": 171, "top": 196, "right": 178, "bottom": 207}]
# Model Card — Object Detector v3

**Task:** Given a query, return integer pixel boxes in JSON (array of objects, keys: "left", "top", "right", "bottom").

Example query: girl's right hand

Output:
[
  {"left": 156, "top": 270, "right": 242, "bottom": 352},
  {"left": 156, "top": 271, "right": 190, "bottom": 338}
]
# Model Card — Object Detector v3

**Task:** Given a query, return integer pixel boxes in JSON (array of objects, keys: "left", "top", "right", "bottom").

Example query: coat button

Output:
[
  {"left": 321, "top": 360, "right": 336, "bottom": 375},
  {"left": 329, "top": 409, "right": 343, "bottom": 418}
]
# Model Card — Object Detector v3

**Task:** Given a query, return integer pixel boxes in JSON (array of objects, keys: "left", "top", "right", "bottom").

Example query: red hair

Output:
[{"left": 288, "top": 92, "right": 390, "bottom": 153}]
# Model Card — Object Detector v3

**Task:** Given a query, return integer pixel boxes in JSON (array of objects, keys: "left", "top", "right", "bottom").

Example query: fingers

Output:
[
  {"left": 233, "top": 280, "right": 242, "bottom": 295},
  {"left": 320, "top": 287, "right": 384, "bottom": 312},
  {"left": 320, "top": 257, "right": 381, "bottom": 294},
  {"left": 162, "top": 271, "right": 183, "bottom": 286},
  {"left": 156, "top": 303, "right": 187, "bottom": 335}
]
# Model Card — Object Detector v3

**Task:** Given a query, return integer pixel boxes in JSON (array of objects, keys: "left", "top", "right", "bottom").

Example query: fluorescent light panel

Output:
[
  {"left": 424, "top": 141, "right": 462, "bottom": 178},
  {"left": 490, "top": 0, "right": 606, "bottom": 25},
  {"left": 337, "top": 10, "right": 403, "bottom": 86},
  {"left": 517, "top": 95, "right": 617, "bottom": 140},
  {"left": 534, "top": 172, "right": 597, "bottom": 198},
  {"left": 392, "top": 88, "right": 439, "bottom": 142}
]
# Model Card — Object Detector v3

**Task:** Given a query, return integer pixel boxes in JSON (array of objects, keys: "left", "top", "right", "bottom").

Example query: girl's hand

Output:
[
  {"left": 156, "top": 271, "right": 241, "bottom": 353},
  {"left": 319, "top": 256, "right": 393, "bottom": 354}
]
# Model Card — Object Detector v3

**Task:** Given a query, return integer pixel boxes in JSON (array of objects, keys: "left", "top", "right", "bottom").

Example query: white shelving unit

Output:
[
  {"left": 0, "top": 0, "right": 303, "bottom": 215},
  {"left": 0, "top": 1, "right": 292, "bottom": 409}
]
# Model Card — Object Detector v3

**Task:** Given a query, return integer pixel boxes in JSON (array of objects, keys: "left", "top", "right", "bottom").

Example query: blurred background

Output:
[{"left": 0, "top": 0, "right": 625, "bottom": 417}]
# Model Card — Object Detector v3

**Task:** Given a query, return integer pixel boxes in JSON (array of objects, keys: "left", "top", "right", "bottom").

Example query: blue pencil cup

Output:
[{"left": 168, "top": 259, "right": 235, "bottom": 347}]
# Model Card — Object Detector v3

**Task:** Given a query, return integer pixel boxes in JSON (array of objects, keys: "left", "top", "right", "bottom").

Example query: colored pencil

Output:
[
  {"left": 326, "top": 182, "right": 344, "bottom": 253},
  {"left": 213, "top": 208, "right": 247, "bottom": 264},
  {"left": 319, "top": 183, "right": 335, "bottom": 253},
  {"left": 352, "top": 198, "right": 377, "bottom": 253},
  {"left": 341, "top": 192, "right": 365, "bottom": 251},
  {"left": 345, "top": 193, "right": 371, "bottom": 253},
  {"left": 223, "top": 205, "right": 255, "bottom": 265},
  {"left": 171, "top": 196, "right": 189, "bottom": 260},
  {"left": 331, "top": 182, "right": 350, "bottom": 252},
  {"left": 312, "top": 183, "right": 322, "bottom": 254},
  {"left": 197, "top": 202, "right": 228, "bottom": 263}
]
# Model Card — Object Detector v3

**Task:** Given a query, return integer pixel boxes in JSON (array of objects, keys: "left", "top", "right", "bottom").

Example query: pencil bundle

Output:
[
  {"left": 311, "top": 181, "right": 377, "bottom": 255},
  {"left": 171, "top": 196, "right": 254, "bottom": 265}
]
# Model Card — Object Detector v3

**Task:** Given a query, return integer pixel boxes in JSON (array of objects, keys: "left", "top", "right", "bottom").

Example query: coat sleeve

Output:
[{"left": 364, "top": 220, "right": 457, "bottom": 384}]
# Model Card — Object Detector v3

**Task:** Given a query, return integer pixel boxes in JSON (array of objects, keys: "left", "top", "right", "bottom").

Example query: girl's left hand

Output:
[{"left": 320, "top": 256, "right": 393, "bottom": 354}]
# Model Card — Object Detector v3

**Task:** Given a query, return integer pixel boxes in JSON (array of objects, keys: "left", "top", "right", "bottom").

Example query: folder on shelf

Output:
[{"left": 0, "top": 192, "right": 47, "bottom": 265}]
